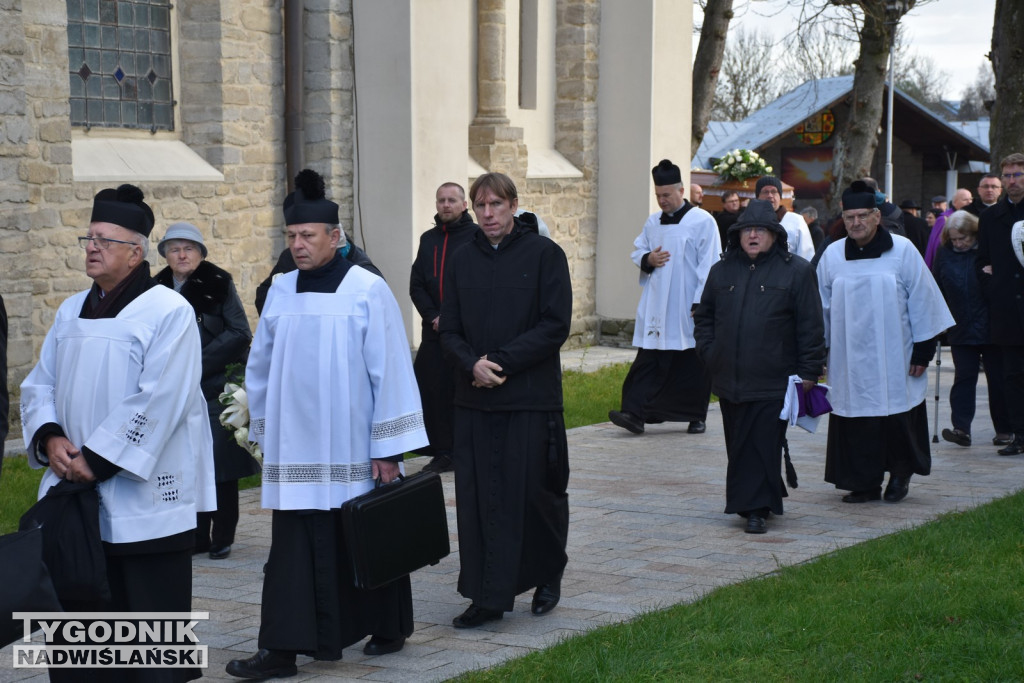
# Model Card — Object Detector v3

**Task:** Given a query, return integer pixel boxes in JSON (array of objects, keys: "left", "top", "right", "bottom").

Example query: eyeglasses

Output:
[
  {"left": 739, "top": 226, "right": 769, "bottom": 234},
  {"left": 1002, "top": 172, "right": 1024, "bottom": 180},
  {"left": 842, "top": 211, "right": 876, "bottom": 224},
  {"left": 78, "top": 235, "right": 138, "bottom": 250}
]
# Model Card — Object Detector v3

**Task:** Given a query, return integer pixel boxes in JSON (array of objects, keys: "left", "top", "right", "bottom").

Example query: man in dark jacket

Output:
[
  {"left": 714, "top": 189, "right": 741, "bottom": 248},
  {"left": 694, "top": 200, "right": 825, "bottom": 534},
  {"left": 439, "top": 172, "right": 572, "bottom": 628},
  {"left": 409, "top": 182, "right": 479, "bottom": 473},
  {"left": 976, "top": 152, "right": 1024, "bottom": 455},
  {"left": 966, "top": 174, "right": 1002, "bottom": 217},
  {"left": 899, "top": 198, "right": 930, "bottom": 257}
]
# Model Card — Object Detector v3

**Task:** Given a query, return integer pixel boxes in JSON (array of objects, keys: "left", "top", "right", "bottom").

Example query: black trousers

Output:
[
  {"left": 195, "top": 480, "right": 239, "bottom": 549},
  {"left": 720, "top": 398, "right": 788, "bottom": 515},
  {"left": 49, "top": 549, "right": 198, "bottom": 683},
  {"left": 620, "top": 348, "right": 711, "bottom": 422},
  {"left": 258, "top": 509, "right": 413, "bottom": 660},
  {"left": 824, "top": 402, "right": 931, "bottom": 492},
  {"left": 999, "top": 345, "right": 1024, "bottom": 436}
]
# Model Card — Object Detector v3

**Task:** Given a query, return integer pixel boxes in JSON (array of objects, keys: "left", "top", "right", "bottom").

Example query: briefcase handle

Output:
[{"left": 373, "top": 473, "right": 406, "bottom": 489}]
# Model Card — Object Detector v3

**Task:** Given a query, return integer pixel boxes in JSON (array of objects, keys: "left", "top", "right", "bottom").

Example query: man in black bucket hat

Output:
[{"left": 694, "top": 200, "right": 825, "bottom": 534}]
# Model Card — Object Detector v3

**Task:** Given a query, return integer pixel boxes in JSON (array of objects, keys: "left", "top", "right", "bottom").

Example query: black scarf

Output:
[{"left": 80, "top": 262, "right": 155, "bottom": 320}]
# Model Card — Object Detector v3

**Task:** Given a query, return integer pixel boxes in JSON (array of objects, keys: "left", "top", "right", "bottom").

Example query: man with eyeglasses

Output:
[
  {"left": 816, "top": 181, "right": 953, "bottom": 505},
  {"left": 966, "top": 174, "right": 1003, "bottom": 217},
  {"left": 755, "top": 176, "right": 815, "bottom": 262},
  {"left": 695, "top": 200, "right": 825, "bottom": 534},
  {"left": 976, "top": 152, "right": 1024, "bottom": 455},
  {"left": 20, "top": 184, "right": 215, "bottom": 682}
]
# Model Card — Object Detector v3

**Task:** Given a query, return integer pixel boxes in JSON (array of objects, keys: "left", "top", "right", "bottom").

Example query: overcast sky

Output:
[{"left": 694, "top": 0, "right": 996, "bottom": 103}]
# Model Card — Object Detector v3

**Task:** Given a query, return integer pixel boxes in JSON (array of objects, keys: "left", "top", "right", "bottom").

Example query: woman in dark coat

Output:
[
  {"left": 694, "top": 200, "right": 825, "bottom": 534},
  {"left": 156, "top": 222, "right": 257, "bottom": 559},
  {"left": 931, "top": 210, "right": 1012, "bottom": 447}
]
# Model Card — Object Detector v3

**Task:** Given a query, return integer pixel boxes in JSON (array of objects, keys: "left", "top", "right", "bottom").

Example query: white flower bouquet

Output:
[
  {"left": 713, "top": 149, "right": 773, "bottom": 182},
  {"left": 219, "top": 371, "right": 262, "bottom": 464}
]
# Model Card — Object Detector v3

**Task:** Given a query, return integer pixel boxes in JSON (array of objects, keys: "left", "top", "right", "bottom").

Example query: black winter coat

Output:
[
  {"left": 976, "top": 197, "right": 1024, "bottom": 345},
  {"left": 409, "top": 210, "right": 478, "bottom": 339},
  {"left": 932, "top": 244, "right": 990, "bottom": 346},
  {"left": 439, "top": 214, "right": 572, "bottom": 411},
  {"left": 694, "top": 242, "right": 825, "bottom": 403},
  {"left": 155, "top": 260, "right": 252, "bottom": 401}
]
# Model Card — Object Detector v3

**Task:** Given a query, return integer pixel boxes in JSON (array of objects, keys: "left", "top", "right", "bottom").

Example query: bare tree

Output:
[
  {"left": 782, "top": 23, "right": 857, "bottom": 81},
  {"left": 893, "top": 47, "right": 948, "bottom": 116},
  {"left": 710, "top": 28, "right": 787, "bottom": 121},
  {"left": 957, "top": 63, "right": 995, "bottom": 121},
  {"left": 826, "top": 0, "right": 914, "bottom": 212},
  {"left": 988, "top": 0, "right": 1024, "bottom": 166},
  {"left": 692, "top": 0, "right": 736, "bottom": 153}
]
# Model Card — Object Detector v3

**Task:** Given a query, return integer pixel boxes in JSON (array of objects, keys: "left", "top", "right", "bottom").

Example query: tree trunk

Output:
[
  {"left": 691, "top": 0, "right": 734, "bottom": 156},
  {"left": 827, "top": 1, "right": 911, "bottom": 212},
  {"left": 989, "top": 0, "right": 1024, "bottom": 168}
]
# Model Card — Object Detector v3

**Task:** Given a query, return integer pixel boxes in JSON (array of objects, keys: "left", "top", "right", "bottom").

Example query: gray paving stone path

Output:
[{"left": 3, "top": 345, "right": 1022, "bottom": 682}]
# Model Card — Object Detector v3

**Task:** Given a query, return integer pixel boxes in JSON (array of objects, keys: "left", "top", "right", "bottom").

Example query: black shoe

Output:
[
  {"left": 225, "top": 649, "right": 297, "bottom": 680},
  {"left": 209, "top": 545, "right": 232, "bottom": 560},
  {"left": 452, "top": 604, "right": 503, "bottom": 629},
  {"left": 608, "top": 410, "right": 644, "bottom": 434},
  {"left": 883, "top": 475, "right": 911, "bottom": 503},
  {"left": 531, "top": 576, "right": 562, "bottom": 615},
  {"left": 941, "top": 428, "right": 971, "bottom": 447},
  {"left": 687, "top": 420, "right": 706, "bottom": 434},
  {"left": 998, "top": 437, "right": 1024, "bottom": 456},
  {"left": 841, "top": 488, "right": 882, "bottom": 503},
  {"left": 362, "top": 635, "right": 405, "bottom": 656},
  {"left": 422, "top": 454, "right": 454, "bottom": 473},
  {"left": 744, "top": 514, "right": 767, "bottom": 534},
  {"left": 994, "top": 433, "right": 1014, "bottom": 446}
]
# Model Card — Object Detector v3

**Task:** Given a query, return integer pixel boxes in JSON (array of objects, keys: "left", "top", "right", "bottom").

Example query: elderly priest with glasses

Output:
[
  {"left": 20, "top": 184, "right": 215, "bottom": 683},
  {"left": 816, "top": 180, "right": 953, "bottom": 506}
]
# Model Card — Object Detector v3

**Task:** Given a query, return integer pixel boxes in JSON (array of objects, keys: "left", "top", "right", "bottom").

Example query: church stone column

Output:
[{"left": 469, "top": 0, "right": 527, "bottom": 178}]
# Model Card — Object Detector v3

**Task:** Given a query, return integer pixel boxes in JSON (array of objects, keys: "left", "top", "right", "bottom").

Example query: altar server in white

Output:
[
  {"left": 21, "top": 183, "right": 214, "bottom": 683},
  {"left": 755, "top": 175, "right": 816, "bottom": 262},
  {"left": 817, "top": 180, "right": 954, "bottom": 505},
  {"left": 227, "top": 170, "right": 428, "bottom": 680},
  {"left": 609, "top": 159, "right": 721, "bottom": 435}
]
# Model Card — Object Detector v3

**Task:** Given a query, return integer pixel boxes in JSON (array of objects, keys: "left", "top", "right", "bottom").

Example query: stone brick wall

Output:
[
  {"left": 1, "top": 0, "right": 611, "bottom": 438},
  {"left": 517, "top": 0, "right": 601, "bottom": 349}
]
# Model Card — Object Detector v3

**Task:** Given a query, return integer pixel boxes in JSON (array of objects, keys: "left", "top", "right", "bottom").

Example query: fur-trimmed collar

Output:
[{"left": 154, "top": 260, "right": 234, "bottom": 314}]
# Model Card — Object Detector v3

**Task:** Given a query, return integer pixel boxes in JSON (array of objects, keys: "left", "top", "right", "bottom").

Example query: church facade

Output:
[{"left": 1, "top": 0, "right": 693, "bottom": 403}]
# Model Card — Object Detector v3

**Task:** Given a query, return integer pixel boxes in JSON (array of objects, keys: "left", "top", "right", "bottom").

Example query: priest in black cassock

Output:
[
  {"left": 227, "top": 170, "right": 428, "bottom": 679},
  {"left": 695, "top": 200, "right": 825, "bottom": 534},
  {"left": 440, "top": 172, "right": 572, "bottom": 628},
  {"left": 816, "top": 181, "right": 954, "bottom": 504}
]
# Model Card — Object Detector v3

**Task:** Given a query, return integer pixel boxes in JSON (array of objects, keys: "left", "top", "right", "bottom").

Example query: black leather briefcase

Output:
[{"left": 340, "top": 470, "right": 450, "bottom": 590}]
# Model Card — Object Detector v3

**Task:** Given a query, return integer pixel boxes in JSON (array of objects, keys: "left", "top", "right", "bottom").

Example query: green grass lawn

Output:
[{"left": 455, "top": 491, "right": 1024, "bottom": 681}]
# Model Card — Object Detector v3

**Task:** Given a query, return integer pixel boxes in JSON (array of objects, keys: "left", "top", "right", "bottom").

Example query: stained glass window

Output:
[
  {"left": 794, "top": 109, "right": 834, "bottom": 146},
  {"left": 67, "top": 0, "right": 174, "bottom": 131}
]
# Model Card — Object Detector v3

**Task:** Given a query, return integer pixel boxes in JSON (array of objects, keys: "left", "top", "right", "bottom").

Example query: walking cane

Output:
[{"left": 932, "top": 341, "right": 942, "bottom": 443}]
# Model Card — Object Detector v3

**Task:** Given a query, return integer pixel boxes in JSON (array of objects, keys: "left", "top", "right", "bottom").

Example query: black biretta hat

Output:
[
  {"left": 842, "top": 180, "right": 877, "bottom": 211},
  {"left": 283, "top": 169, "right": 340, "bottom": 226},
  {"left": 651, "top": 159, "right": 682, "bottom": 186},
  {"left": 90, "top": 184, "right": 155, "bottom": 237}
]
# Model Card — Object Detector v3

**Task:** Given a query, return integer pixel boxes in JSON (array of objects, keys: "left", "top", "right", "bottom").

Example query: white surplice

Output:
[
  {"left": 630, "top": 206, "right": 722, "bottom": 350},
  {"left": 781, "top": 210, "right": 815, "bottom": 262},
  {"left": 247, "top": 266, "right": 428, "bottom": 511},
  {"left": 817, "top": 235, "right": 954, "bottom": 418},
  {"left": 21, "top": 286, "right": 216, "bottom": 544}
]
